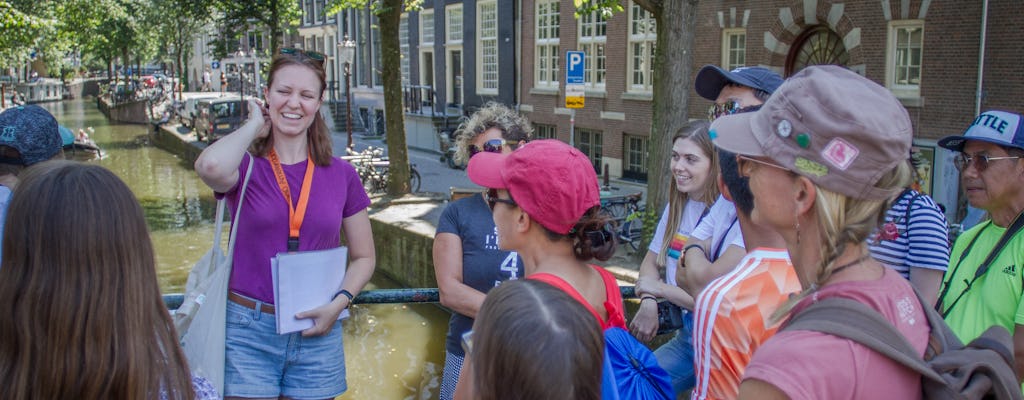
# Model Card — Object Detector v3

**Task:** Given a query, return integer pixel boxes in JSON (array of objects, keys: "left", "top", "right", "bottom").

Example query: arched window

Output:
[{"left": 785, "top": 25, "right": 850, "bottom": 77}]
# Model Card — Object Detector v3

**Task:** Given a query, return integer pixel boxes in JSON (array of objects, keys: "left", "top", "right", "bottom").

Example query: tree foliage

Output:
[
  {"left": 213, "top": 0, "right": 302, "bottom": 59},
  {"left": 0, "top": 1, "right": 52, "bottom": 71}
]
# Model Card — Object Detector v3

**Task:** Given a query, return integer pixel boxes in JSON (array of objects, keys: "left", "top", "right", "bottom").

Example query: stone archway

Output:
[
  {"left": 785, "top": 25, "right": 851, "bottom": 76},
  {"left": 760, "top": 0, "right": 865, "bottom": 77}
]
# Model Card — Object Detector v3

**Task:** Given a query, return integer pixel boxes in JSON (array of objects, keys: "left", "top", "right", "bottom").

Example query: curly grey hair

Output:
[{"left": 454, "top": 102, "right": 533, "bottom": 164}]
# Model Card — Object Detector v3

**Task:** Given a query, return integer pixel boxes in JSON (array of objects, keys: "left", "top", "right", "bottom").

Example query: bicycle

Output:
[
  {"left": 600, "top": 192, "right": 644, "bottom": 252},
  {"left": 343, "top": 146, "right": 422, "bottom": 194}
]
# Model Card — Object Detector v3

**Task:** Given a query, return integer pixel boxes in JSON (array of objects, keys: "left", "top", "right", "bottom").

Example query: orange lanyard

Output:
[{"left": 268, "top": 148, "right": 315, "bottom": 251}]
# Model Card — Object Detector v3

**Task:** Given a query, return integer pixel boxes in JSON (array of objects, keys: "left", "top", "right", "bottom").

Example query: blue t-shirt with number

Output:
[{"left": 436, "top": 193, "right": 522, "bottom": 356}]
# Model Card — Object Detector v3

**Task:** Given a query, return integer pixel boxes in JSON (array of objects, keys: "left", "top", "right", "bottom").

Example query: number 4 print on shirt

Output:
[{"left": 495, "top": 252, "right": 520, "bottom": 287}]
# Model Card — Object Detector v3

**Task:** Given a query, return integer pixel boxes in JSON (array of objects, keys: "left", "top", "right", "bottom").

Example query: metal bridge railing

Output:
[{"left": 163, "top": 286, "right": 639, "bottom": 311}]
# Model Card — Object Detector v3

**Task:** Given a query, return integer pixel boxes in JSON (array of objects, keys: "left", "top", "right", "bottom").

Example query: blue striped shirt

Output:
[{"left": 869, "top": 190, "right": 951, "bottom": 279}]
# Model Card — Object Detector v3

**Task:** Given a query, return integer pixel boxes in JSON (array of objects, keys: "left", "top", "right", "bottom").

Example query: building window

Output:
[
  {"left": 886, "top": 20, "right": 923, "bottom": 99},
  {"left": 303, "top": 0, "right": 311, "bottom": 24},
  {"left": 578, "top": 11, "right": 606, "bottom": 89},
  {"left": 400, "top": 15, "right": 410, "bottom": 86},
  {"left": 477, "top": 1, "right": 498, "bottom": 94},
  {"left": 576, "top": 128, "right": 603, "bottom": 173},
  {"left": 722, "top": 28, "right": 746, "bottom": 70},
  {"left": 534, "top": 123, "right": 557, "bottom": 140},
  {"left": 420, "top": 9, "right": 434, "bottom": 46},
  {"left": 785, "top": 25, "right": 849, "bottom": 77},
  {"left": 535, "top": 0, "right": 560, "bottom": 88},
  {"left": 247, "top": 31, "right": 264, "bottom": 53},
  {"left": 628, "top": 2, "right": 656, "bottom": 92},
  {"left": 446, "top": 4, "right": 463, "bottom": 44},
  {"left": 623, "top": 134, "right": 649, "bottom": 181}
]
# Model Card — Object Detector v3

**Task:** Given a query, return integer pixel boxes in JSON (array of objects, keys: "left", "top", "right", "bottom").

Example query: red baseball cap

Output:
[{"left": 467, "top": 139, "right": 600, "bottom": 235}]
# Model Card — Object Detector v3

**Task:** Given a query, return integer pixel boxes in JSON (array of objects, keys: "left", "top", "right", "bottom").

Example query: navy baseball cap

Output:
[
  {"left": 694, "top": 65, "right": 784, "bottom": 101},
  {"left": 938, "top": 110, "right": 1024, "bottom": 153},
  {"left": 0, "top": 105, "right": 63, "bottom": 165}
]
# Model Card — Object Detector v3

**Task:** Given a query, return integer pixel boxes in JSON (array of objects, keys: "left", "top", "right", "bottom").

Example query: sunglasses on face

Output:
[
  {"left": 736, "top": 154, "right": 790, "bottom": 178},
  {"left": 469, "top": 139, "right": 519, "bottom": 158},
  {"left": 708, "top": 102, "right": 762, "bottom": 121},
  {"left": 953, "top": 153, "right": 1022, "bottom": 172},
  {"left": 280, "top": 47, "right": 326, "bottom": 66},
  {"left": 485, "top": 188, "right": 517, "bottom": 211}
]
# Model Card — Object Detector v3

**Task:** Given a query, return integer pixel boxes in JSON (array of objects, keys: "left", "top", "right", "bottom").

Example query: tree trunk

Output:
[
  {"left": 647, "top": 0, "right": 698, "bottom": 214},
  {"left": 379, "top": 0, "right": 411, "bottom": 196}
]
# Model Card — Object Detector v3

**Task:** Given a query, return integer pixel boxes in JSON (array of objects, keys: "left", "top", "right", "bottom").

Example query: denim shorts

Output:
[
  {"left": 653, "top": 310, "right": 696, "bottom": 396},
  {"left": 224, "top": 299, "right": 347, "bottom": 399}
]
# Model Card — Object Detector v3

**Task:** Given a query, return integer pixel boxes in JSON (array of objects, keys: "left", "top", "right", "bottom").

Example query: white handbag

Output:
[{"left": 174, "top": 154, "right": 254, "bottom": 395}]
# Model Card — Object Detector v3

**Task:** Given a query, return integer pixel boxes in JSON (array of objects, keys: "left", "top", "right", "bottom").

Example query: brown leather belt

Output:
[{"left": 228, "top": 292, "right": 275, "bottom": 315}]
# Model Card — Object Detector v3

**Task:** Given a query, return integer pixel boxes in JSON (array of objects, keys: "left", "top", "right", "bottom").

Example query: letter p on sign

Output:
[{"left": 566, "top": 51, "right": 585, "bottom": 85}]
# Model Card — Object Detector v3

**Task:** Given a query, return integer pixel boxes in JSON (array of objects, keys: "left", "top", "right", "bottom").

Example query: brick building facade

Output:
[{"left": 517, "top": 0, "right": 1022, "bottom": 218}]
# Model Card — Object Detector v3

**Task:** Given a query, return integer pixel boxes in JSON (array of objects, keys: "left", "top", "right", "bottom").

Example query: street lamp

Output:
[
  {"left": 235, "top": 50, "right": 246, "bottom": 99},
  {"left": 338, "top": 34, "right": 356, "bottom": 149}
]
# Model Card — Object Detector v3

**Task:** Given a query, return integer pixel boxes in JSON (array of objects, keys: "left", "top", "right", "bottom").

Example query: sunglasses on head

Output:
[
  {"left": 708, "top": 101, "right": 762, "bottom": 121},
  {"left": 953, "top": 152, "right": 1022, "bottom": 172},
  {"left": 280, "top": 48, "right": 326, "bottom": 66},
  {"left": 485, "top": 188, "right": 517, "bottom": 211},
  {"left": 469, "top": 139, "right": 519, "bottom": 157}
]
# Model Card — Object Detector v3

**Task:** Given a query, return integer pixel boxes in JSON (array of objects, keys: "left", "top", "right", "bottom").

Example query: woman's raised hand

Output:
[{"left": 245, "top": 98, "right": 271, "bottom": 139}]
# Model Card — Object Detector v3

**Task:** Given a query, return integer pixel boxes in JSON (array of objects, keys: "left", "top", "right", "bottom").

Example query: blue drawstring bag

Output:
[{"left": 601, "top": 327, "right": 673, "bottom": 400}]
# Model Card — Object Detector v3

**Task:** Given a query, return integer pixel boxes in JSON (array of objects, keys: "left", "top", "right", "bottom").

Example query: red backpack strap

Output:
[
  {"left": 529, "top": 273, "right": 605, "bottom": 327},
  {"left": 591, "top": 265, "right": 627, "bottom": 329}
]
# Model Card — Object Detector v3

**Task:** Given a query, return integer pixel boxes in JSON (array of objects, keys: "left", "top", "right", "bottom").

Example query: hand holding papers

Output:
[{"left": 271, "top": 246, "right": 349, "bottom": 334}]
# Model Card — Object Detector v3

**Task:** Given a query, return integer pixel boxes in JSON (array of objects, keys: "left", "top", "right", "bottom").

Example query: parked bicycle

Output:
[
  {"left": 600, "top": 192, "right": 645, "bottom": 252},
  {"left": 343, "top": 146, "right": 422, "bottom": 194}
]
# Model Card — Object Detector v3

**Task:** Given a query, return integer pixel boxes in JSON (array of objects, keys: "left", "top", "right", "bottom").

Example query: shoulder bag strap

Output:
[
  {"left": 970, "top": 211, "right": 1024, "bottom": 282},
  {"left": 784, "top": 297, "right": 945, "bottom": 383},
  {"left": 224, "top": 153, "right": 255, "bottom": 259},
  {"left": 941, "top": 212, "right": 1024, "bottom": 316}
]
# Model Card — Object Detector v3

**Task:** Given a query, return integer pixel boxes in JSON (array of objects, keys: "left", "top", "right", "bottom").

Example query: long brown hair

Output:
[
  {"left": 658, "top": 121, "right": 720, "bottom": 266},
  {"left": 472, "top": 279, "right": 603, "bottom": 400},
  {"left": 251, "top": 52, "right": 333, "bottom": 165},
  {"left": 0, "top": 161, "right": 194, "bottom": 400}
]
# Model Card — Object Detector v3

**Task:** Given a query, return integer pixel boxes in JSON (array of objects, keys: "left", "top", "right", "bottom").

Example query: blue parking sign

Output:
[
  {"left": 566, "top": 51, "right": 585, "bottom": 85},
  {"left": 212, "top": 61, "right": 220, "bottom": 69}
]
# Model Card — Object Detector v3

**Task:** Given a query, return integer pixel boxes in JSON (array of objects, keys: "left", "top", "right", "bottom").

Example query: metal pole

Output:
[
  {"left": 569, "top": 108, "right": 576, "bottom": 147},
  {"left": 163, "top": 286, "right": 640, "bottom": 310},
  {"left": 345, "top": 61, "right": 353, "bottom": 149}
]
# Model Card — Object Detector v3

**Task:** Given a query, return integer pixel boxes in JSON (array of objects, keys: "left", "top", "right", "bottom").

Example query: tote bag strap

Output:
[{"left": 215, "top": 153, "right": 255, "bottom": 258}]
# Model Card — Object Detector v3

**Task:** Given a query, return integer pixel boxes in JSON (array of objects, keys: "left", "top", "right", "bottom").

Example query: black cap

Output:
[{"left": 694, "top": 65, "right": 784, "bottom": 101}]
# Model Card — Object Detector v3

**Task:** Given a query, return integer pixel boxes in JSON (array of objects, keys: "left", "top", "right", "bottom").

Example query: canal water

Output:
[{"left": 40, "top": 99, "right": 446, "bottom": 400}]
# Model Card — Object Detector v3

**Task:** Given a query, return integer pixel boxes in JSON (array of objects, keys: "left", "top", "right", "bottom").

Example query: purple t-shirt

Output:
[
  {"left": 218, "top": 154, "right": 370, "bottom": 303},
  {"left": 742, "top": 268, "right": 929, "bottom": 400}
]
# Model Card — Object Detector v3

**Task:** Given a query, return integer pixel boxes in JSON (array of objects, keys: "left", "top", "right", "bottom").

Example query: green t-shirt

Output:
[{"left": 939, "top": 221, "right": 1024, "bottom": 343}]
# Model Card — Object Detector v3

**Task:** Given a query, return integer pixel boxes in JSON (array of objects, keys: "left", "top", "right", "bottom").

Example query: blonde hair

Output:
[
  {"left": 657, "top": 121, "right": 720, "bottom": 267},
  {"left": 772, "top": 162, "right": 913, "bottom": 321}
]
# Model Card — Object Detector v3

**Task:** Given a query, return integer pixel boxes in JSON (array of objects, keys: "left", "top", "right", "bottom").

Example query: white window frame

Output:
[
  {"left": 420, "top": 9, "right": 435, "bottom": 46},
  {"left": 577, "top": 10, "right": 606, "bottom": 90},
  {"left": 721, "top": 28, "right": 746, "bottom": 71},
  {"left": 533, "top": 123, "right": 557, "bottom": 140},
  {"left": 477, "top": 1, "right": 498, "bottom": 95},
  {"left": 446, "top": 4, "right": 463, "bottom": 44},
  {"left": 886, "top": 20, "right": 923, "bottom": 100},
  {"left": 400, "top": 15, "right": 410, "bottom": 86},
  {"left": 627, "top": 2, "right": 656, "bottom": 93},
  {"left": 534, "top": 0, "right": 560, "bottom": 89}
]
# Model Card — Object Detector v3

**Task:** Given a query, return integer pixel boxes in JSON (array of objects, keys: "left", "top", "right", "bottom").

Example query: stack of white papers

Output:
[{"left": 271, "top": 246, "right": 349, "bottom": 334}]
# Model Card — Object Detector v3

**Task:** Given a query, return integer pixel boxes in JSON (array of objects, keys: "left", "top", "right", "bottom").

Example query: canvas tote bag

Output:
[{"left": 174, "top": 154, "right": 254, "bottom": 394}]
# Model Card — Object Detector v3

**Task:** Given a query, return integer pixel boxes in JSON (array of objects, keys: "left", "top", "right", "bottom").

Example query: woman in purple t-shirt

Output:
[
  {"left": 195, "top": 49, "right": 376, "bottom": 399},
  {"left": 712, "top": 66, "right": 930, "bottom": 400}
]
